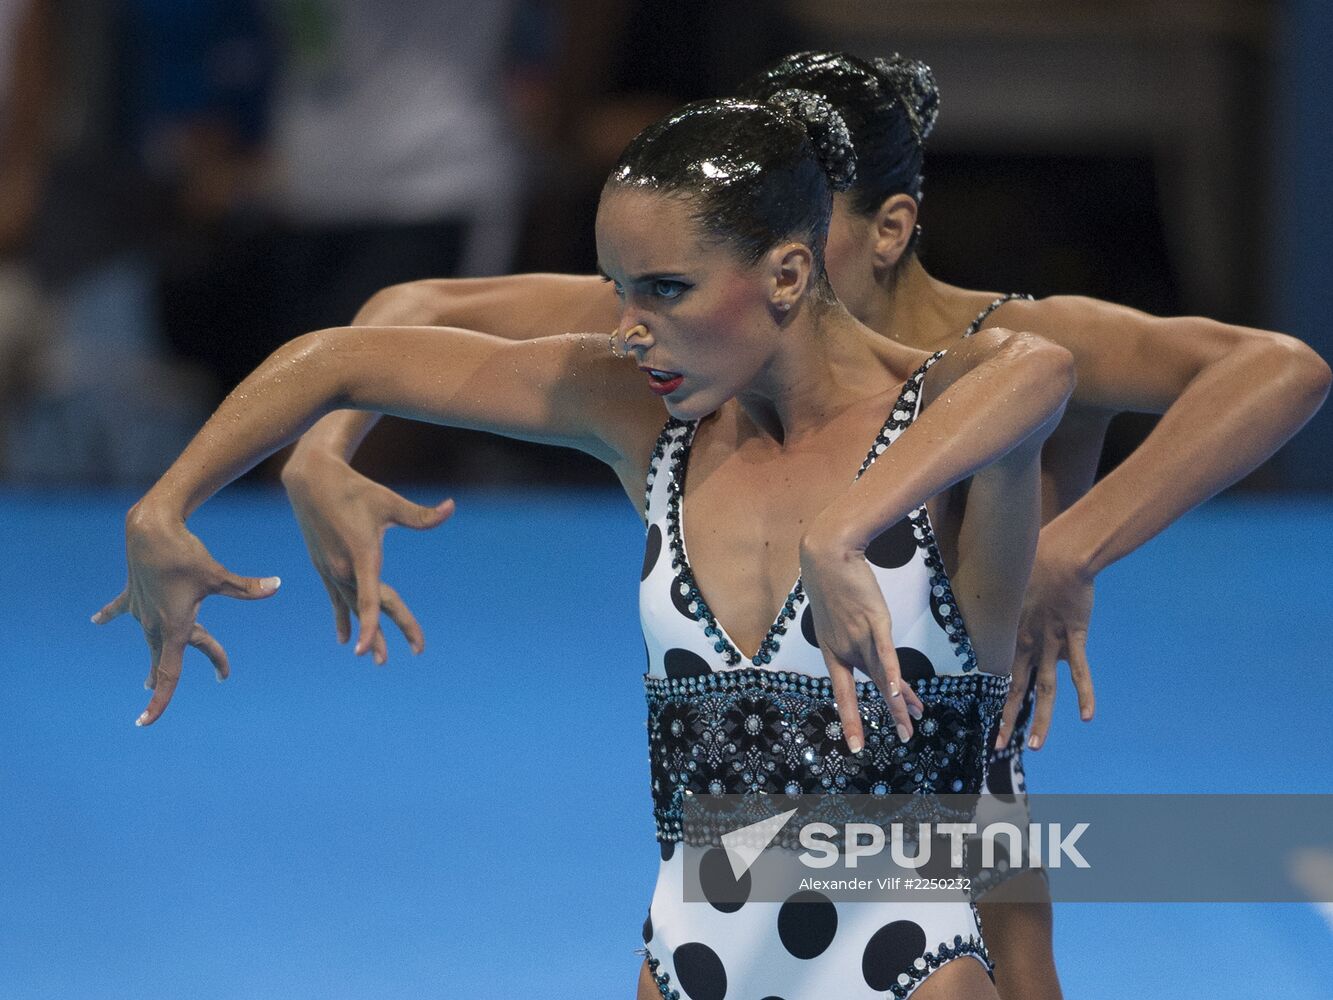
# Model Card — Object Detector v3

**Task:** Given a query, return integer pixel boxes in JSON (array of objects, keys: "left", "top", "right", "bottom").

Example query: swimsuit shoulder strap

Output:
[{"left": 962, "top": 293, "right": 1033, "bottom": 338}]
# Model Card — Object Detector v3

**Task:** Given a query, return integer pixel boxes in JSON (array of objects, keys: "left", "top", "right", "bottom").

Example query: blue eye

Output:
[{"left": 652, "top": 279, "right": 688, "bottom": 300}]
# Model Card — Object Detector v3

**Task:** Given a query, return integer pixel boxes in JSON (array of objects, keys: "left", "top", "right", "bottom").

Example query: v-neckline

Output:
[{"left": 666, "top": 352, "right": 943, "bottom": 669}]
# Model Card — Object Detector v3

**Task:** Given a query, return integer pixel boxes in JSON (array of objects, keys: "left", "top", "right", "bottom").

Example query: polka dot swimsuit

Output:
[{"left": 637, "top": 352, "right": 1011, "bottom": 999}]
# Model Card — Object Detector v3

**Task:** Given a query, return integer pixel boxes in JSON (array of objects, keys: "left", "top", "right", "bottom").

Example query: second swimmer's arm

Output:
[
  {"left": 1019, "top": 297, "right": 1331, "bottom": 579},
  {"left": 280, "top": 276, "right": 622, "bottom": 657},
  {"left": 287, "top": 275, "right": 620, "bottom": 465}
]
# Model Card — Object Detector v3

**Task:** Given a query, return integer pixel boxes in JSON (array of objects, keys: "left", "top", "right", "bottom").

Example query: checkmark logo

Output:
[{"left": 721, "top": 808, "right": 799, "bottom": 880}]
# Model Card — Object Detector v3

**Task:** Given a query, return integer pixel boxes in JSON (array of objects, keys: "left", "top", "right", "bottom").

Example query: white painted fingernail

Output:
[
  {"left": 90, "top": 613, "right": 101, "bottom": 624},
  {"left": 897, "top": 724, "right": 910, "bottom": 742},
  {"left": 134, "top": 713, "right": 148, "bottom": 727},
  {"left": 262, "top": 576, "right": 282, "bottom": 591},
  {"left": 848, "top": 736, "right": 864, "bottom": 754},
  {"left": 908, "top": 704, "right": 922, "bottom": 720}
]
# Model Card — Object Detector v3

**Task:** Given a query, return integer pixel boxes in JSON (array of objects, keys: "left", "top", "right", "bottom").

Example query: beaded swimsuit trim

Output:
[
  {"left": 646, "top": 668, "right": 1010, "bottom": 843},
  {"left": 645, "top": 351, "right": 978, "bottom": 673}
]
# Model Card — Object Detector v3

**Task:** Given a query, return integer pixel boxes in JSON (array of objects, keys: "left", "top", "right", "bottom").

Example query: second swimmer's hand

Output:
[
  {"left": 996, "top": 536, "right": 1096, "bottom": 752},
  {"left": 800, "top": 528, "right": 924, "bottom": 755},
  {"left": 282, "top": 447, "right": 454, "bottom": 663},
  {"left": 92, "top": 500, "right": 282, "bottom": 726}
]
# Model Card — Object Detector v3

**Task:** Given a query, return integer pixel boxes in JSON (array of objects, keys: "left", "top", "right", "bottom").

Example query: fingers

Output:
[
  {"left": 1067, "top": 630, "right": 1095, "bottom": 722},
  {"left": 379, "top": 584, "right": 425, "bottom": 655},
  {"left": 137, "top": 635, "right": 186, "bottom": 727},
  {"left": 217, "top": 574, "right": 282, "bottom": 601},
  {"left": 868, "top": 624, "right": 916, "bottom": 741},
  {"left": 1026, "top": 627, "right": 1061, "bottom": 750},
  {"left": 91, "top": 590, "right": 129, "bottom": 625},
  {"left": 393, "top": 496, "right": 456, "bottom": 532},
  {"left": 318, "top": 575, "right": 353, "bottom": 644},
  {"left": 996, "top": 632, "right": 1035, "bottom": 751},
  {"left": 188, "top": 622, "right": 230, "bottom": 682},
  {"left": 350, "top": 529, "right": 385, "bottom": 656},
  {"left": 826, "top": 658, "right": 866, "bottom": 755}
]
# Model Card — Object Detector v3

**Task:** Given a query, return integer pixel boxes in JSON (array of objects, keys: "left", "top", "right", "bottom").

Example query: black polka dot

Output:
[
  {"left": 671, "top": 573, "right": 701, "bottom": 620},
  {"left": 896, "top": 647, "right": 936, "bottom": 683},
  {"left": 643, "top": 908, "right": 653, "bottom": 943},
  {"left": 642, "top": 524, "right": 662, "bottom": 581},
  {"left": 699, "top": 846, "right": 751, "bottom": 913},
  {"left": 865, "top": 518, "right": 916, "bottom": 569},
  {"left": 801, "top": 603, "right": 817, "bottom": 647},
  {"left": 862, "top": 920, "right": 928, "bottom": 991},
  {"left": 673, "top": 942, "right": 728, "bottom": 1000},
  {"left": 985, "top": 753, "right": 1014, "bottom": 796},
  {"left": 660, "top": 840, "right": 676, "bottom": 861},
  {"left": 664, "top": 648, "right": 712, "bottom": 679},
  {"left": 777, "top": 889, "right": 838, "bottom": 959}
]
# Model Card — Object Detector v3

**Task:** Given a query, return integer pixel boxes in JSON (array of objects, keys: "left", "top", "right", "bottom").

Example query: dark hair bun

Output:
[
  {"left": 872, "top": 55, "right": 939, "bottom": 145},
  {"left": 767, "top": 88, "right": 857, "bottom": 192}
]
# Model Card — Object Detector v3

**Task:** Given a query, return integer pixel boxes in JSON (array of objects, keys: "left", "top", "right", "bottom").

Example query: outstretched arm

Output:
[
  {"left": 800, "top": 330, "right": 1075, "bottom": 753},
  {"left": 993, "top": 296, "right": 1331, "bottom": 747},
  {"left": 97, "top": 325, "right": 658, "bottom": 725},
  {"left": 281, "top": 274, "right": 620, "bottom": 658}
]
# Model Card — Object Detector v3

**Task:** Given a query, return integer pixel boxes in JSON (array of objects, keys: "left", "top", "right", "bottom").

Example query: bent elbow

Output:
[
  {"left": 1008, "top": 332, "right": 1077, "bottom": 407},
  {"left": 352, "top": 279, "right": 444, "bottom": 327},
  {"left": 1266, "top": 335, "right": 1332, "bottom": 413}
]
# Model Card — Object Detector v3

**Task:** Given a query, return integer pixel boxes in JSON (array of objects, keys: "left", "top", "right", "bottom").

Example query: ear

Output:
[
  {"left": 871, "top": 194, "right": 920, "bottom": 272},
  {"left": 769, "top": 242, "right": 816, "bottom": 314}
]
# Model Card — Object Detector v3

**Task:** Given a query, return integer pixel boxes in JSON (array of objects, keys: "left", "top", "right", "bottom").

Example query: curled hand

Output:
[
  {"left": 93, "top": 501, "right": 281, "bottom": 726},
  {"left": 995, "top": 537, "right": 1095, "bottom": 752},
  {"left": 283, "top": 447, "right": 453, "bottom": 663},
  {"left": 800, "top": 530, "right": 924, "bottom": 755}
]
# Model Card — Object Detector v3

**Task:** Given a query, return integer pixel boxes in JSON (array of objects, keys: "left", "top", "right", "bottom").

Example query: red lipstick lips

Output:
[{"left": 641, "top": 366, "right": 685, "bottom": 397}]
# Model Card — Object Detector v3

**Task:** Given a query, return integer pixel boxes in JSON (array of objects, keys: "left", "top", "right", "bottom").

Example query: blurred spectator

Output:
[
  {"left": 164, "top": 0, "right": 526, "bottom": 392},
  {"left": 5, "top": 0, "right": 273, "bottom": 484},
  {"left": 0, "top": 0, "right": 56, "bottom": 472}
]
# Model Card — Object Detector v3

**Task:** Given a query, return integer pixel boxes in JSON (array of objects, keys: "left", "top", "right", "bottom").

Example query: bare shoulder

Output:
[
  {"left": 541, "top": 332, "right": 670, "bottom": 471},
  {"left": 922, "top": 326, "right": 1071, "bottom": 407}
]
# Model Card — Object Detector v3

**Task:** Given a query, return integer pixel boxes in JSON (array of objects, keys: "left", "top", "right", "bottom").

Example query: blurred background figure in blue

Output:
[{"left": 3, "top": 0, "right": 273, "bottom": 484}]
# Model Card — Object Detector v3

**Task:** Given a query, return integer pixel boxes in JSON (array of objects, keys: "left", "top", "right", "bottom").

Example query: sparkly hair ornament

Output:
[
  {"left": 738, "top": 50, "right": 940, "bottom": 216},
  {"left": 872, "top": 54, "right": 940, "bottom": 147},
  {"left": 766, "top": 88, "right": 858, "bottom": 192}
]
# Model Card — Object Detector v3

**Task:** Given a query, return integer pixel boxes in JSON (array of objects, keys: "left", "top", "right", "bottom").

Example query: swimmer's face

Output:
[
  {"left": 824, "top": 193, "right": 879, "bottom": 322},
  {"left": 596, "top": 187, "right": 797, "bottom": 420}
]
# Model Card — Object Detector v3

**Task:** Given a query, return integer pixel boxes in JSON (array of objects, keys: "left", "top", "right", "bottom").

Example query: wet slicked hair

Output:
[{"left": 605, "top": 97, "right": 856, "bottom": 293}]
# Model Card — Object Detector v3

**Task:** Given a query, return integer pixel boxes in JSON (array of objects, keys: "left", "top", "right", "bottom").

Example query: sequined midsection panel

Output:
[{"left": 645, "top": 668, "right": 1010, "bottom": 842}]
